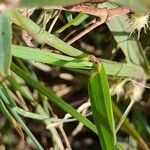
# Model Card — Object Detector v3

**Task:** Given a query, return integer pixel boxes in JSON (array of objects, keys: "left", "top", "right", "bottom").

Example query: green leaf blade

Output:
[
  {"left": 56, "top": 13, "right": 89, "bottom": 33},
  {"left": 6, "top": 10, "right": 88, "bottom": 58},
  {"left": 0, "top": 81, "right": 43, "bottom": 150},
  {"left": 20, "top": 0, "right": 91, "bottom": 7},
  {"left": 0, "top": 12, "right": 12, "bottom": 75},
  {"left": 12, "top": 45, "right": 144, "bottom": 79},
  {"left": 11, "top": 63, "right": 97, "bottom": 134},
  {"left": 88, "top": 64, "right": 116, "bottom": 150},
  {"left": 12, "top": 45, "right": 93, "bottom": 70}
]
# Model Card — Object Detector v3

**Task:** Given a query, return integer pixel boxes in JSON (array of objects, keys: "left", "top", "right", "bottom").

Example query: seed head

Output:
[{"left": 126, "top": 12, "right": 150, "bottom": 39}]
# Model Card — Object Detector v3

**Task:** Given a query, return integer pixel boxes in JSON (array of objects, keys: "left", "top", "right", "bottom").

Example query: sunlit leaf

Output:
[{"left": 88, "top": 63, "right": 116, "bottom": 150}]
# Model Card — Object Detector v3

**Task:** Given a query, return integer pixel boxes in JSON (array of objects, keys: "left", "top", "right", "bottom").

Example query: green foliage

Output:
[
  {"left": 88, "top": 64, "right": 116, "bottom": 150},
  {"left": 0, "top": 1, "right": 149, "bottom": 150},
  {"left": 0, "top": 12, "right": 12, "bottom": 75}
]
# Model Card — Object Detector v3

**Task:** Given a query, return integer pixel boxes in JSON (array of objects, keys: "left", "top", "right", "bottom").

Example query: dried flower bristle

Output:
[
  {"left": 111, "top": 78, "right": 146, "bottom": 102},
  {"left": 125, "top": 80, "right": 145, "bottom": 102},
  {"left": 126, "top": 12, "right": 150, "bottom": 39}
]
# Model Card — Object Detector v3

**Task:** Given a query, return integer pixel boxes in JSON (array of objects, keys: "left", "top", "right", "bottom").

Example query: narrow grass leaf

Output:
[
  {"left": 56, "top": 13, "right": 89, "bottom": 33},
  {"left": 19, "top": 0, "right": 92, "bottom": 7},
  {"left": 12, "top": 45, "right": 93, "bottom": 70},
  {"left": 0, "top": 81, "right": 16, "bottom": 107},
  {"left": 11, "top": 63, "right": 97, "bottom": 134},
  {"left": 13, "top": 106, "right": 49, "bottom": 120},
  {"left": 0, "top": 81, "right": 44, "bottom": 150},
  {"left": 6, "top": 10, "right": 88, "bottom": 58},
  {"left": 0, "top": 12, "right": 12, "bottom": 75},
  {"left": 0, "top": 98, "right": 24, "bottom": 139},
  {"left": 6, "top": 75, "right": 36, "bottom": 106},
  {"left": 9, "top": 108, "right": 44, "bottom": 150},
  {"left": 88, "top": 63, "right": 116, "bottom": 150},
  {"left": 112, "top": 102, "right": 149, "bottom": 150},
  {"left": 73, "top": 13, "right": 89, "bottom": 26},
  {"left": 65, "top": 12, "right": 73, "bottom": 22},
  {"left": 12, "top": 45, "right": 144, "bottom": 78}
]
